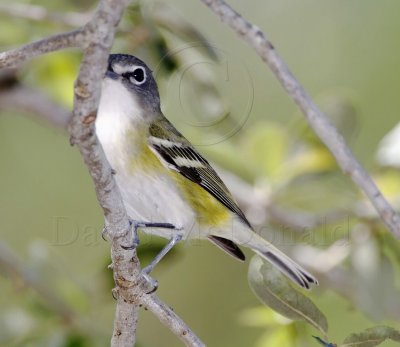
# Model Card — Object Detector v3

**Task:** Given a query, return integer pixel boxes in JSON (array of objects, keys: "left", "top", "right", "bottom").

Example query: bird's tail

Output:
[{"left": 245, "top": 233, "right": 318, "bottom": 289}]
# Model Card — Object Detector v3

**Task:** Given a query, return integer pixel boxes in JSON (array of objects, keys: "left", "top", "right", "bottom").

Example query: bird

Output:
[{"left": 96, "top": 53, "right": 317, "bottom": 289}]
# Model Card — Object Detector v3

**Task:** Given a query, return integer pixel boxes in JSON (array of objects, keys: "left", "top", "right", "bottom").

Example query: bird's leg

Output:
[
  {"left": 139, "top": 233, "right": 183, "bottom": 293},
  {"left": 119, "top": 221, "right": 182, "bottom": 293},
  {"left": 142, "top": 233, "right": 183, "bottom": 275}
]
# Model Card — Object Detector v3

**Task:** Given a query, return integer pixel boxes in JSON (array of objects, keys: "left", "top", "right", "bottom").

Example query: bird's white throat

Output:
[{"left": 96, "top": 78, "right": 145, "bottom": 149}]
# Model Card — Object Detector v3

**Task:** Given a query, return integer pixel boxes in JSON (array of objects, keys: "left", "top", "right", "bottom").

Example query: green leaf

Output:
[
  {"left": 248, "top": 256, "right": 328, "bottom": 335},
  {"left": 341, "top": 326, "right": 400, "bottom": 347}
]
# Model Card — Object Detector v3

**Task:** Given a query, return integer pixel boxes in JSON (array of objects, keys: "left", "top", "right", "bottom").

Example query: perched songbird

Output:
[{"left": 96, "top": 54, "right": 317, "bottom": 289}]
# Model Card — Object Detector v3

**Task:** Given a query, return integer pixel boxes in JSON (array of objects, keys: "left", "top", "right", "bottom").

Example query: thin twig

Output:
[
  {"left": 0, "top": 3, "right": 91, "bottom": 27},
  {"left": 0, "top": 3, "right": 140, "bottom": 37},
  {"left": 0, "top": 29, "right": 82, "bottom": 69},
  {"left": 216, "top": 165, "right": 350, "bottom": 231},
  {"left": 142, "top": 295, "right": 206, "bottom": 347},
  {"left": 0, "top": 241, "right": 74, "bottom": 322},
  {"left": 0, "top": 83, "right": 71, "bottom": 129},
  {"left": 200, "top": 0, "right": 400, "bottom": 239},
  {"left": 0, "top": 241, "right": 116, "bottom": 337}
]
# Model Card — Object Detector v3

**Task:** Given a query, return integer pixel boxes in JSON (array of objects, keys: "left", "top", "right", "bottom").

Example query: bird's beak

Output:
[{"left": 105, "top": 70, "right": 119, "bottom": 80}]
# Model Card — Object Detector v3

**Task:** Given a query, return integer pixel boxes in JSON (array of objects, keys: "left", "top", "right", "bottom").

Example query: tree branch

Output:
[
  {"left": 0, "top": 3, "right": 91, "bottom": 27},
  {"left": 216, "top": 165, "right": 345, "bottom": 231},
  {"left": 0, "top": 30, "right": 82, "bottom": 69},
  {"left": 200, "top": 0, "right": 400, "bottom": 239},
  {"left": 0, "top": 240, "right": 110, "bottom": 336},
  {"left": 0, "top": 83, "right": 71, "bottom": 129},
  {"left": 142, "top": 294, "right": 206, "bottom": 347},
  {"left": 0, "top": 241, "right": 74, "bottom": 322}
]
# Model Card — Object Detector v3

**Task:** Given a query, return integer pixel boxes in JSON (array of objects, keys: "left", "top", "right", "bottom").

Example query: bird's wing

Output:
[{"left": 148, "top": 117, "right": 252, "bottom": 229}]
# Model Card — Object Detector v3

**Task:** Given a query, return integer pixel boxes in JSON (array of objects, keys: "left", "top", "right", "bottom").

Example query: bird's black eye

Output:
[
  {"left": 133, "top": 67, "right": 145, "bottom": 83},
  {"left": 122, "top": 67, "right": 147, "bottom": 85}
]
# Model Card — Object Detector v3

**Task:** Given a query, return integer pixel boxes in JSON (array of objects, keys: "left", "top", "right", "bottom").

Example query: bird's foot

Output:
[
  {"left": 121, "top": 220, "right": 176, "bottom": 250},
  {"left": 118, "top": 221, "right": 182, "bottom": 293},
  {"left": 140, "top": 271, "right": 159, "bottom": 294},
  {"left": 101, "top": 224, "right": 110, "bottom": 241}
]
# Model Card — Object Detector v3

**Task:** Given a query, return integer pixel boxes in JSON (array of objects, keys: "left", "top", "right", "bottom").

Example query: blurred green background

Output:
[{"left": 1, "top": 0, "right": 400, "bottom": 346}]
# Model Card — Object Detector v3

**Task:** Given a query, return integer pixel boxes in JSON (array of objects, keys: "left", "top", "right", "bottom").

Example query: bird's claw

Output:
[
  {"left": 111, "top": 287, "right": 119, "bottom": 300},
  {"left": 121, "top": 241, "right": 139, "bottom": 250},
  {"left": 141, "top": 272, "right": 158, "bottom": 294},
  {"left": 101, "top": 224, "right": 110, "bottom": 241},
  {"left": 120, "top": 220, "right": 141, "bottom": 249}
]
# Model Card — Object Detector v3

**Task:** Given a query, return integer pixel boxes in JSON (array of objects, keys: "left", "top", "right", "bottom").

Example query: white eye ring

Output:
[{"left": 129, "top": 66, "right": 147, "bottom": 85}]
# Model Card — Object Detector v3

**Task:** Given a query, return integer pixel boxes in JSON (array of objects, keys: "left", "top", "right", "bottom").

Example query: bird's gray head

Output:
[{"left": 105, "top": 54, "right": 160, "bottom": 112}]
